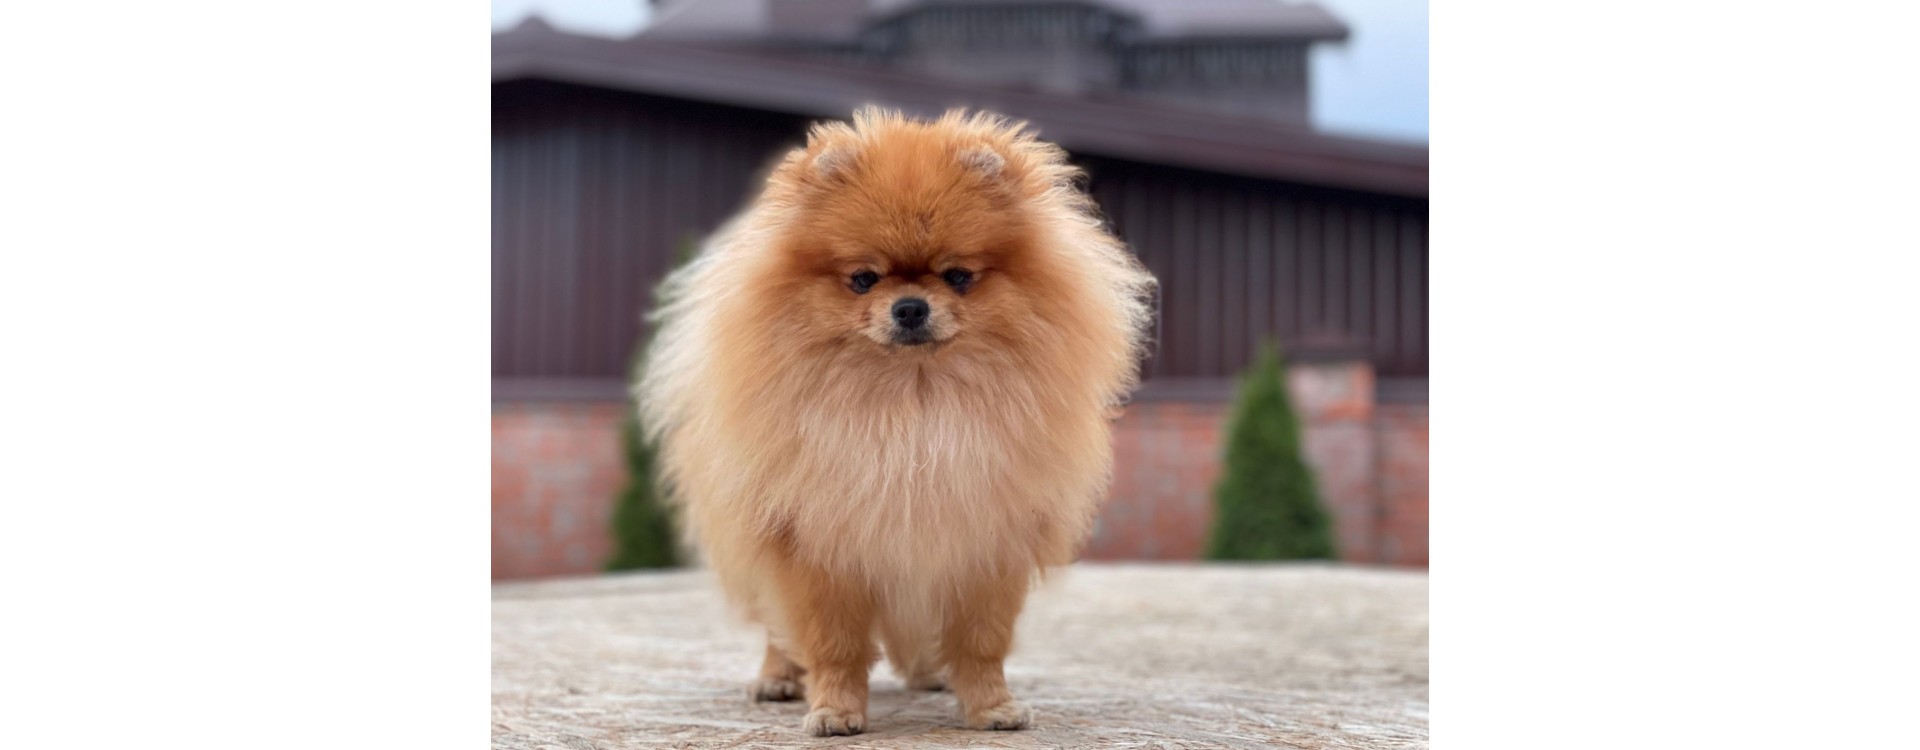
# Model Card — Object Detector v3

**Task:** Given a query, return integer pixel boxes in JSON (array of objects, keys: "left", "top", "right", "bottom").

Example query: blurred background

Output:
[{"left": 491, "top": 0, "right": 1427, "bottom": 580}]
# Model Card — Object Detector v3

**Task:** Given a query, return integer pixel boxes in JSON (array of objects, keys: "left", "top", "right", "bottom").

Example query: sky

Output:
[{"left": 490, "top": 0, "right": 1428, "bottom": 144}]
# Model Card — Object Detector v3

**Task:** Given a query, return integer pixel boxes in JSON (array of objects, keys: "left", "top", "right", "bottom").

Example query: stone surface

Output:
[{"left": 493, "top": 563, "right": 1429, "bottom": 749}]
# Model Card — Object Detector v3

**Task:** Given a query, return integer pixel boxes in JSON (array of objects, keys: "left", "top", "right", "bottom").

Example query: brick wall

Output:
[
  {"left": 1086, "top": 362, "right": 1426, "bottom": 565},
  {"left": 491, "top": 402, "right": 625, "bottom": 579},
  {"left": 492, "top": 363, "right": 1428, "bottom": 579},
  {"left": 1093, "top": 400, "right": 1227, "bottom": 560},
  {"left": 1374, "top": 403, "right": 1429, "bottom": 567}
]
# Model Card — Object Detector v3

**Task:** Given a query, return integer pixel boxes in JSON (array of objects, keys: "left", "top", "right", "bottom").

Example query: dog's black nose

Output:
[{"left": 892, "top": 297, "right": 930, "bottom": 330}]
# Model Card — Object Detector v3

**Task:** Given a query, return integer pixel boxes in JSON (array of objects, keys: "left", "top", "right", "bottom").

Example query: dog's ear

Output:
[
  {"left": 789, "top": 118, "right": 861, "bottom": 188},
  {"left": 811, "top": 145, "right": 856, "bottom": 182},
  {"left": 957, "top": 146, "right": 1006, "bottom": 179}
]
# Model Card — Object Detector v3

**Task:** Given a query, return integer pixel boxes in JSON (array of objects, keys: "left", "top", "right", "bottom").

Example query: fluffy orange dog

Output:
[{"left": 636, "top": 107, "right": 1155, "bottom": 736}]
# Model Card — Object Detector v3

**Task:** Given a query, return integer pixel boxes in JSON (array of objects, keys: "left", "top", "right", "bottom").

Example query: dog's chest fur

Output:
[{"left": 770, "top": 372, "right": 1079, "bottom": 582}]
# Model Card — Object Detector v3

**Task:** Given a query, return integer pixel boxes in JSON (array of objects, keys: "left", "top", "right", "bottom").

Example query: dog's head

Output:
[{"left": 755, "top": 109, "right": 1056, "bottom": 355}]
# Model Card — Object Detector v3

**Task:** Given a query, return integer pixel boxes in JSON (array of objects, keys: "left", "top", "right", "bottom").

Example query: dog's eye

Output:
[
  {"left": 942, "top": 268, "right": 974, "bottom": 293},
  {"left": 849, "top": 270, "right": 880, "bottom": 294}
]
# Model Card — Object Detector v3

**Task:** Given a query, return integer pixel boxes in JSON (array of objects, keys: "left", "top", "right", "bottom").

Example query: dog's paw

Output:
[
  {"left": 964, "top": 700, "right": 1031, "bottom": 731},
  {"left": 802, "top": 706, "right": 866, "bottom": 736},
  {"left": 748, "top": 677, "right": 803, "bottom": 702},
  {"left": 905, "top": 673, "right": 947, "bottom": 692}
]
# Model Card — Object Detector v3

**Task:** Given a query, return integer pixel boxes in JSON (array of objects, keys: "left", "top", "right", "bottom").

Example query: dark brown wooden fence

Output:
[
  {"left": 493, "top": 81, "right": 1427, "bottom": 388},
  {"left": 1087, "top": 158, "right": 1427, "bottom": 380}
]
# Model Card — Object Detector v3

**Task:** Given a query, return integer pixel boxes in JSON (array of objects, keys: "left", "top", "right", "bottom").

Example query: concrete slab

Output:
[{"left": 493, "top": 563, "right": 1428, "bottom": 748}]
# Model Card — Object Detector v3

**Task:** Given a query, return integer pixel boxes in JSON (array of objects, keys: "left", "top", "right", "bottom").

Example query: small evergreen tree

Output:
[
  {"left": 1205, "top": 342, "right": 1337, "bottom": 560},
  {"left": 605, "top": 235, "right": 702, "bottom": 571},
  {"left": 605, "top": 400, "right": 678, "bottom": 570}
]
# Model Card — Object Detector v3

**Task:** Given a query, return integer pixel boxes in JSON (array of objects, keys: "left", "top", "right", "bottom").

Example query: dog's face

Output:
[
  {"left": 838, "top": 251, "right": 978, "bottom": 348},
  {"left": 818, "top": 195, "right": 1018, "bottom": 351},
  {"left": 764, "top": 121, "right": 1045, "bottom": 356}
]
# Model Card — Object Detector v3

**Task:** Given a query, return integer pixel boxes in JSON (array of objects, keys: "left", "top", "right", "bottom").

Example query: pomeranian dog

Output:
[{"left": 636, "top": 107, "right": 1155, "bottom": 736}]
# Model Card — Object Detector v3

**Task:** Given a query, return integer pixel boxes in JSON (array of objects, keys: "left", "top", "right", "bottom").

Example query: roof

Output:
[
  {"left": 646, "top": 0, "right": 1350, "bottom": 43},
  {"left": 645, "top": 0, "right": 865, "bottom": 43},
  {"left": 493, "top": 20, "right": 1425, "bottom": 198},
  {"left": 872, "top": 0, "right": 1350, "bottom": 40}
]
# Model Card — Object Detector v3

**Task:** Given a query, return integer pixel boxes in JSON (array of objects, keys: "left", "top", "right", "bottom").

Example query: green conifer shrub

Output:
[
  {"left": 1204, "top": 343, "right": 1338, "bottom": 560},
  {"left": 604, "top": 235, "right": 702, "bottom": 571},
  {"left": 605, "top": 401, "right": 679, "bottom": 570}
]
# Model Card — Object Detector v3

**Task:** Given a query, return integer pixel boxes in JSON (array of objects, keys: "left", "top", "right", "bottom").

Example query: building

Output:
[
  {"left": 492, "top": 17, "right": 1427, "bottom": 579},
  {"left": 642, "top": 0, "right": 1349, "bottom": 123}
]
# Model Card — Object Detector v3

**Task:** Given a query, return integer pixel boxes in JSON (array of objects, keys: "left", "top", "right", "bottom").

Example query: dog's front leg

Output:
[
  {"left": 773, "top": 561, "right": 875, "bottom": 736},
  {"left": 940, "top": 569, "right": 1033, "bottom": 730}
]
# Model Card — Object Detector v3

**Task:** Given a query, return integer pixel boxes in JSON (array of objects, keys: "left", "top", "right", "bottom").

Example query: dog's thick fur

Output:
[{"left": 636, "top": 107, "right": 1155, "bottom": 736}]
